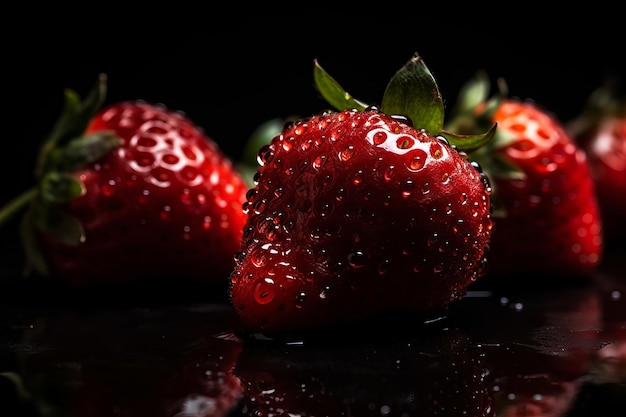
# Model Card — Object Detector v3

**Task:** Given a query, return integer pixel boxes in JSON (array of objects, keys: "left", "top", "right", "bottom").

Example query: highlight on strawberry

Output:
[
  {"left": 0, "top": 74, "right": 249, "bottom": 287},
  {"left": 445, "top": 72, "right": 604, "bottom": 280},
  {"left": 228, "top": 53, "right": 496, "bottom": 335}
]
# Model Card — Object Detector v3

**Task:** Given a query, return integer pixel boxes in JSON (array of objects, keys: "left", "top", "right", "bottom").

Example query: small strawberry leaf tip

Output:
[
  {"left": 380, "top": 53, "right": 444, "bottom": 136},
  {"left": 313, "top": 59, "right": 369, "bottom": 111},
  {"left": 440, "top": 123, "right": 497, "bottom": 153},
  {"left": 35, "top": 74, "right": 108, "bottom": 177}
]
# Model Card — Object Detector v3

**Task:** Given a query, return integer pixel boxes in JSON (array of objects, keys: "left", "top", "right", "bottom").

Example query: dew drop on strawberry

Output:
[
  {"left": 347, "top": 250, "right": 367, "bottom": 269},
  {"left": 253, "top": 277, "right": 276, "bottom": 305}
]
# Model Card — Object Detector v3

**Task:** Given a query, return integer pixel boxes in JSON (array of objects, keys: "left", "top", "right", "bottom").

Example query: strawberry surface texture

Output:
[
  {"left": 1, "top": 75, "right": 249, "bottom": 286},
  {"left": 229, "top": 54, "right": 495, "bottom": 334}
]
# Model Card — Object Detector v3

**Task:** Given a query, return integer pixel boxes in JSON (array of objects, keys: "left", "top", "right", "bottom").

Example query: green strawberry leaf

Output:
[
  {"left": 40, "top": 171, "right": 85, "bottom": 204},
  {"left": 441, "top": 122, "right": 497, "bottom": 153},
  {"left": 20, "top": 209, "right": 50, "bottom": 277},
  {"left": 380, "top": 53, "right": 445, "bottom": 136},
  {"left": 35, "top": 74, "right": 108, "bottom": 178},
  {"left": 53, "top": 131, "right": 122, "bottom": 172},
  {"left": 313, "top": 59, "right": 369, "bottom": 111}
]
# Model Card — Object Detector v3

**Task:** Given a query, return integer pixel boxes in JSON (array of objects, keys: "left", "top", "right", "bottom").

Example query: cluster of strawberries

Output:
[{"left": 1, "top": 54, "right": 623, "bottom": 335}]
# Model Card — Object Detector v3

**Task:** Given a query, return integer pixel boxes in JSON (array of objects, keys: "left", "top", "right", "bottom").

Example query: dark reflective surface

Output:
[{"left": 1, "top": 241, "right": 625, "bottom": 416}]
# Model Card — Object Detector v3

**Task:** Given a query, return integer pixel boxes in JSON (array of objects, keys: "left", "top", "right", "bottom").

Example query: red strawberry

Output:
[
  {"left": 229, "top": 54, "right": 495, "bottom": 334},
  {"left": 0, "top": 74, "right": 248, "bottom": 287},
  {"left": 567, "top": 78, "right": 626, "bottom": 241},
  {"left": 445, "top": 72, "right": 604, "bottom": 279}
]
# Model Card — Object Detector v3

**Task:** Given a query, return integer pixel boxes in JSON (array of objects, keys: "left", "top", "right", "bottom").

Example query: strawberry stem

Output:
[{"left": 0, "top": 188, "right": 37, "bottom": 227}]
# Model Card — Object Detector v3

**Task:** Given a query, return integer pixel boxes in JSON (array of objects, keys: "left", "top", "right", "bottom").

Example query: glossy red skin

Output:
[
  {"left": 485, "top": 100, "right": 603, "bottom": 278},
  {"left": 577, "top": 116, "right": 626, "bottom": 240},
  {"left": 229, "top": 109, "right": 493, "bottom": 334},
  {"left": 40, "top": 101, "right": 248, "bottom": 286}
]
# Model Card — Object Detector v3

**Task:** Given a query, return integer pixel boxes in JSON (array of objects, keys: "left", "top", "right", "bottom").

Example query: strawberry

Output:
[
  {"left": 566, "top": 78, "right": 626, "bottom": 241},
  {"left": 445, "top": 72, "right": 604, "bottom": 279},
  {"left": 229, "top": 54, "right": 495, "bottom": 334},
  {"left": 0, "top": 74, "right": 248, "bottom": 287}
]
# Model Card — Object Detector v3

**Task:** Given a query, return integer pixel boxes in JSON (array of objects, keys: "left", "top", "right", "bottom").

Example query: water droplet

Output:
[
  {"left": 347, "top": 250, "right": 367, "bottom": 268},
  {"left": 159, "top": 205, "right": 172, "bottom": 220},
  {"left": 430, "top": 143, "right": 444, "bottom": 159},
  {"left": 408, "top": 149, "right": 428, "bottom": 171},
  {"left": 313, "top": 154, "right": 326, "bottom": 170},
  {"left": 319, "top": 202, "right": 333, "bottom": 217},
  {"left": 319, "top": 286, "right": 330, "bottom": 299},
  {"left": 253, "top": 199, "right": 267, "bottom": 215},
  {"left": 182, "top": 225, "right": 191, "bottom": 240},
  {"left": 378, "top": 259, "right": 389, "bottom": 275},
  {"left": 480, "top": 173, "right": 492, "bottom": 194},
  {"left": 202, "top": 216, "right": 212, "bottom": 230},
  {"left": 295, "top": 292, "right": 306, "bottom": 308},
  {"left": 336, "top": 187, "right": 346, "bottom": 201},
  {"left": 257, "top": 144, "right": 273, "bottom": 166},
  {"left": 339, "top": 146, "right": 354, "bottom": 161},
  {"left": 373, "top": 130, "right": 387, "bottom": 145},
  {"left": 294, "top": 124, "right": 307, "bottom": 135},
  {"left": 282, "top": 138, "right": 294, "bottom": 152},
  {"left": 401, "top": 180, "right": 414, "bottom": 198},
  {"left": 384, "top": 165, "right": 395, "bottom": 181},
  {"left": 396, "top": 136, "right": 414, "bottom": 149},
  {"left": 137, "top": 189, "right": 149, "bottom": 204},
  {"left": 353, "top": 170, "right": 364, "bottom": 185},
  {"left": 253, "top": 277, "right": 275, "bottom": 305}
]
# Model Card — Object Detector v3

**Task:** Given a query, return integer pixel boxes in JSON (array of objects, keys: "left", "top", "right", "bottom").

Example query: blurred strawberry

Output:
[
  {"left": 566, "top": 78, "right": 626, "bottom": 241},
  {"left": 0, "top": 74, "right": 248, "bottom": 287},
  {"left": 446, "top": 72, "right": 604, "bottom": 279}
]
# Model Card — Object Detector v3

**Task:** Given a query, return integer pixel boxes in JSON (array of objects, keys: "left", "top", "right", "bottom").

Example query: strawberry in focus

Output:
[
  {"left": 446, "top": 73, "right": 604, "bottom": 279},
  {"left": 0, "top": 74, "right": 248, "bottom": 287},
  {"left": 229, "top": 54, "right": 495, "bottom": 334},
  {"left": 566, "top": 78, "right": 626, "bottom": 241}
]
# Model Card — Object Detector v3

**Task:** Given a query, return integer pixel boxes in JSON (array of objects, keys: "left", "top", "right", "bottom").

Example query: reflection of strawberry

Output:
[
  {"left": 5, "top": 306, "right": 245, "bottom": 417},
  {"left": 235, "top": 330, "right": 494, "bottom": 416},
  {"left": 229, "top": 54, "right": 495, "bottom": 334},
  {"left": 567, "top": 79, "right": 626, "bottom": 241},
  {"left": 446, "top": 72, "right": 604, "bottom": 279},
  {"left": 0, "top": 74, "right": 248, "bottom": 286},
  {"left": 450, "top": 281, "right": 603, "bottom": 416}
]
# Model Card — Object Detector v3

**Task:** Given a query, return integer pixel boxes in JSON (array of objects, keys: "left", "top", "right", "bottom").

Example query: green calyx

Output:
[
  {"left": 313, "top": 52, "right": 496, "bottom": 153},
  {"left": 445, "top": 71, "right": 526, "bottom": 182},
  {"left": 0, "top": 73, "right": 121, "bottom": 277}
]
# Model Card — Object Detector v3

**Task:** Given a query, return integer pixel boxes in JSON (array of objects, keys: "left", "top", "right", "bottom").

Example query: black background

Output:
[{"left": 2, "top": 14, "right": 624, "bottom": 273}]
